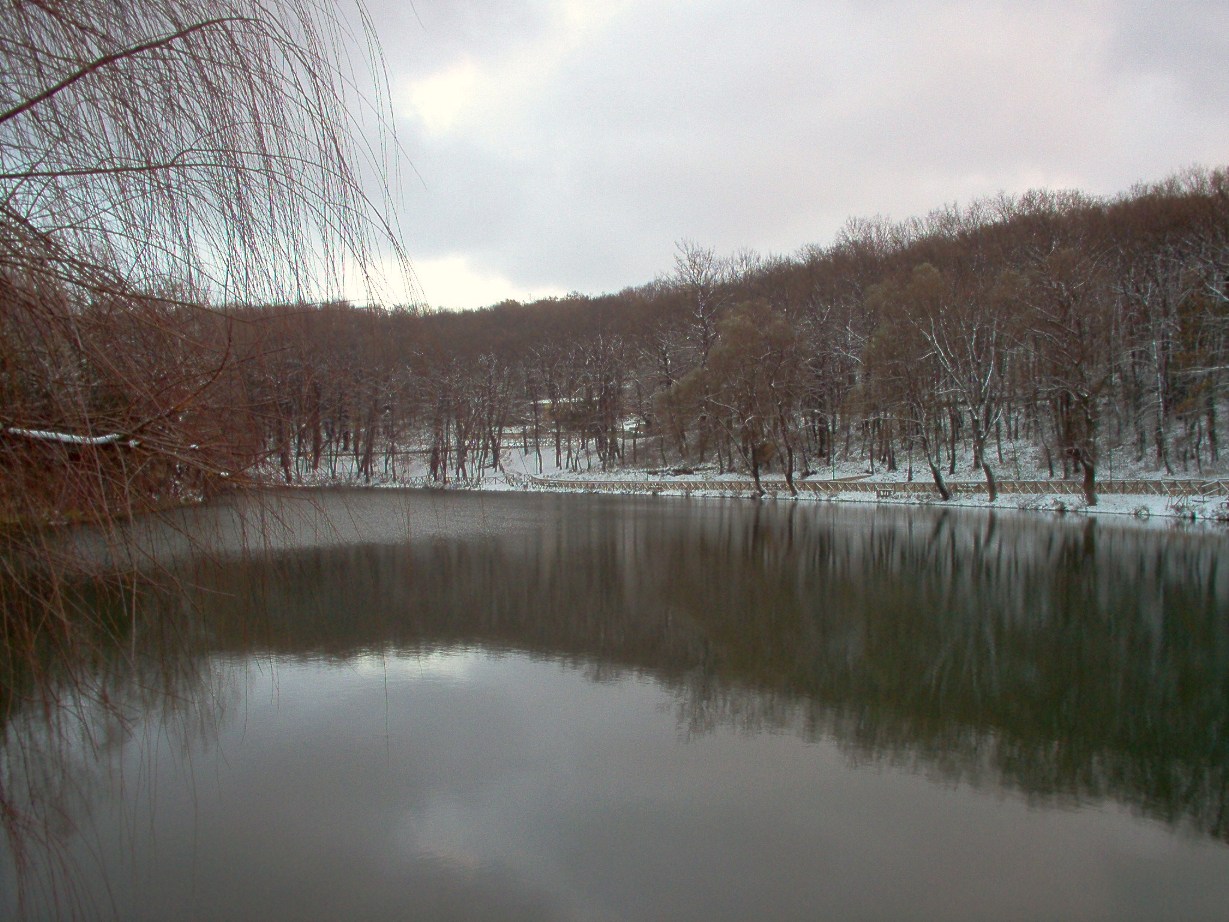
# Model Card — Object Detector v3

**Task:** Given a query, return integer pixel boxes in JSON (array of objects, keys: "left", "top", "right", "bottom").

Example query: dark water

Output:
[{"left": 3, "top": 490, "right": 1229, "bottom": 920}]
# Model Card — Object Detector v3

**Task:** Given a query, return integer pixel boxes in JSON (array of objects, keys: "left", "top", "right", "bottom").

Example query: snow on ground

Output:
[
  {"left": 492, "top": 473, "right": 1228, "bottom": 529},
  {"left": 262, "top": 439, "right": 1229, "bottom": 528}
]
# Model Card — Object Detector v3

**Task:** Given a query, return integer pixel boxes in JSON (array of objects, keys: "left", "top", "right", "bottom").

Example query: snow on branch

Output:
[{"left": 2, "top": 426, "right": 139, "bottom": 448}]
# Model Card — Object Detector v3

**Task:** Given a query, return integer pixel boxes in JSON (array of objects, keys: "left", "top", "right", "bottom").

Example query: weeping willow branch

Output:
[
  {"left": 0, "top": 17, "right": 251, "bottom": 127},
  {"left": 1, "top": 6, "right": 420, "bottom": 901},
  {"left": 1, "top": 0, "right": 414, "bottom": 304}
]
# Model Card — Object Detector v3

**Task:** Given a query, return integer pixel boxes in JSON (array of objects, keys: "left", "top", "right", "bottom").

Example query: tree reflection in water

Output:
[{"left": 2, "top": 491, "right": 1227, "bottom": 913}]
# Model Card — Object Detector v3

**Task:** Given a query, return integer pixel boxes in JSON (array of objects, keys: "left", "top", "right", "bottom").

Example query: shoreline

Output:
[
  {"left": 485, "top": 472, "right": 1229, "bottom": 526},
  {"left": 254, "top": 448, "right": 1229, "bottom": 527},
  {"left": 278, "top": 470, "right": 1229, "bottom": 528}
]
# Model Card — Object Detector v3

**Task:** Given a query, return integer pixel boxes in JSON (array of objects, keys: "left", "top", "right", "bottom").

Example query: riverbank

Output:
[
  {"left": 266, "top": 446, "right": 1229, "bottom": 526},
  {"left": 489, "top": 469, "right": 1229, "bottom": 526}
]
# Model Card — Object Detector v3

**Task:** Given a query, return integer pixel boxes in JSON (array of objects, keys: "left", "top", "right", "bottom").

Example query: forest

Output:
[
  {"left": 5, "top": 167, "right": 1229, "bottom": 523},
  {"left": 4, "top": 5, "right": 1226, "bottom": 530}
]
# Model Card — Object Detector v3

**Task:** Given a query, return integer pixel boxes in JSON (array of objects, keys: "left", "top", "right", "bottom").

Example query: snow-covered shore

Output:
[{"left": 264, "top": 444, "right": 1229, "bottom": 527}]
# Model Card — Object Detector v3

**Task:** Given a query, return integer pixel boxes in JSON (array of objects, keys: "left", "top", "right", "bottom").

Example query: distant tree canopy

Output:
[{"left": 229, "top": 169, "right": 1229, "bottom": 503}]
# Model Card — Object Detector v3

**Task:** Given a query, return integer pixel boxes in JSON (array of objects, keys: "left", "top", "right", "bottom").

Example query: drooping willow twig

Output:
[{"left": 1, "top": 3, "right": 416, "bottom": 905}]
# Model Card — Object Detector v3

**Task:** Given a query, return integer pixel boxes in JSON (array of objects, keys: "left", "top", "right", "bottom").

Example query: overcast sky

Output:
[{"left": 362, "top": 0, "right": 1229, "bottom": 310}]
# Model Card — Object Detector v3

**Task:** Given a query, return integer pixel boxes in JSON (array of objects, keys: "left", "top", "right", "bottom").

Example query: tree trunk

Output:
[
  {"left": 1078, "top": 451, "right": 1097, "bottom": 506},
  {"left": 980, "top": 458, "right": 998, "bottom": 503},
  {"left": 783, "top": 447, "right": 798, "bottom": 496},
  {"left": 1207, "top": 395, "right": 1218, "bottom": 463},
  {"left": 971, "top": 422, "right": 997, "bottom": 502},
  {"left": 916, "top": 421, "right": 950, "bottom": 500},
  {"left": 776, "top": 410, "right": 799, "bottom": 496},
  {"left": 928, "top": 460, "right": 952, "bottom": 501},
  {"left": 947, "top": 409, "right": 959, "bottom": 475}
]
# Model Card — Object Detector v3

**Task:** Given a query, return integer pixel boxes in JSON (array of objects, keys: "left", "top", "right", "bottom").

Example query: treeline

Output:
[
  {"left": 237, "top": 167, "right": 1229, "bottom": 504},
  {"left": 5, "top": 168, "right": 1228, "bottom": 525}
]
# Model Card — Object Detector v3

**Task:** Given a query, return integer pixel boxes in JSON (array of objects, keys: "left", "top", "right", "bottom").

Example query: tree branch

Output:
[{"left": 0, "top": 16, "right": 256, "bottom": 126}]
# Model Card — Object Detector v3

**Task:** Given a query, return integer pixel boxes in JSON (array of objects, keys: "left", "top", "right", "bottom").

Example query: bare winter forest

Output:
[
  {"left": 231, "top": 176, "right": 1229, "bottom": 507},
  {"left": 13, "top": 170, "right": 1222, "bottom": 515},
  {"left": 2, "top": 1, "right": 1228, "bottom": 530}
]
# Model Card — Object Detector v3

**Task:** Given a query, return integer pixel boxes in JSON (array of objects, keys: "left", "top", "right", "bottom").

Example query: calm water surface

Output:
[{"left": 2, "top": 490, "right": 1228, "bottom": 920}]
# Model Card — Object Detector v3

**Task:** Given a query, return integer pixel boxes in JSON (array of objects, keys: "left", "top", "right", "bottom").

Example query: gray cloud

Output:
[{"left": 365, "top": 0, "right": 1229, "bottom": 308}]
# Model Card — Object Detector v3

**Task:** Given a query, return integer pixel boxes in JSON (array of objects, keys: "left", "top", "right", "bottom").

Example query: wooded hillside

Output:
[{"left": 223, "top": 169, "right": 1229, "bottom": 505}]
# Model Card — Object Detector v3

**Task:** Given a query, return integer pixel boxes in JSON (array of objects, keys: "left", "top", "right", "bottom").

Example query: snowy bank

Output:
[{"left": 259, "top": 444, "right": 1229, "bottom": 527}]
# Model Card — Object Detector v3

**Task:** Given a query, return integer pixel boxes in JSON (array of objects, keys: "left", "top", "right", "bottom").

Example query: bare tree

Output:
[
  {"left": 907, "top": 263, "right": 1014, "bottom": 502},
  {"left": 1, "top": 0, "right": 411, "bottom": 506},
  {"left": 1024, "top": 246, "right": 1115, "bottom": 504},
  {"left": 864, "top": 276, "right": 953, "bottom": 499},
  {"left": 673, "top": 239, "right": 730, "bottom": 364},
  {"left": 1, "top": 1, "right": 411, "bottom": 879}
]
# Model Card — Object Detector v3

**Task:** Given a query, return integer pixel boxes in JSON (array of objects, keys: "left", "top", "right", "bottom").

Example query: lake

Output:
[{"left": 2, "top": 490, "right": 1228, "bottom": 920}]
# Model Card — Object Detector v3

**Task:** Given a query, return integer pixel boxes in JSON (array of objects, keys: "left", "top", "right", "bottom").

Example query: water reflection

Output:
[
  {"left": 173, "top": 497, "right": 1227, "bottom": 838},
  {"left": 2, "top": 492, "right": 1228, "bottom": 918}
]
